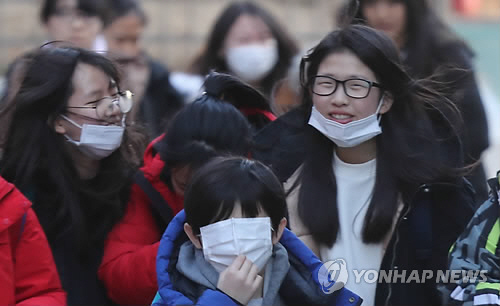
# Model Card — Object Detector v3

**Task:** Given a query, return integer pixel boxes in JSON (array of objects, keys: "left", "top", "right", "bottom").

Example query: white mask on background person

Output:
[
  {"left": 61, "top": 115, "right": 124, "bottom": 160},
  {"left": 225, "top": 39, "right": 279, "bottom": 83},
  {"left": 200, "top": 217, "right": 273, "bottom": 273},
  {"left": 308, "top": 96, "right": 385, "bottom": 148}
]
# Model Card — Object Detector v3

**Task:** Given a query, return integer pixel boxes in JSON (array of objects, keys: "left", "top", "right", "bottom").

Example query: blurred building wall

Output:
[
  {"left": 0, "top": 0, "right": 344, "bottom": 73},
  {"left": 0, "top": 0, "right": 498, "bottom": 72}
]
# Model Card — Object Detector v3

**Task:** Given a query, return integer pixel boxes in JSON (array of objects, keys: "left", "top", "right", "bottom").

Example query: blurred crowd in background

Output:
[{"left": 0, "top": 0, "right": 499, "bottom": 175}]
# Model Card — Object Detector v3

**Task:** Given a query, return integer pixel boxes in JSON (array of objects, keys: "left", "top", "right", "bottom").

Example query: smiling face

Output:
[
  {"left": 54, "top": 62, "right": 122, "bottom": 141},
  {"left": 311, "top": 50, "right": 391, "bottom": 124}
]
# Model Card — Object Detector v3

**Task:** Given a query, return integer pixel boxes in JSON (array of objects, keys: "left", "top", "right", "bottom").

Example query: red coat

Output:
[
  {"left": 98, "top": 135, "right": 183, "bottom": 305},
  {"left": 0, "top": 177, "right": 66, "bottom": 305}
]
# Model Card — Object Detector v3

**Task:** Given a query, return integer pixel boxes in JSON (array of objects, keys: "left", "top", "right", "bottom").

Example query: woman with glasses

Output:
[
  {"left": 342, "top": 0, "right": 490, "bottom": 204},
  {"left": 0, "top": 46, "right": 143, "bottom": 304},
  {"left": 254, "top": 25, "right": 476, "bottom": 305}
]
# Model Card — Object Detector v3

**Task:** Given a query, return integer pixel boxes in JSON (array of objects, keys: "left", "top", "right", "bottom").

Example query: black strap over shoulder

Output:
[{"left": 134, "top": 170, "right": 174, "bottom": 232}]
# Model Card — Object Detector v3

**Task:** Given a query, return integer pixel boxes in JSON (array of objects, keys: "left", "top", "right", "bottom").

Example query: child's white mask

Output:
[
  {"left": 61, "top": 115, "right": 124, "bottom": 160},
  {"left": 308, "top": 96, "right": 385, "bottom": 147},
  {"left": 199, "top": 217, "right": 273, "bottom": 273}
]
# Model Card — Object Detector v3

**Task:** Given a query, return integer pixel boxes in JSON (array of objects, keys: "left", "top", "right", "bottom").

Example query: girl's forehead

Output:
[
  {"left": 70, "top": 63, "right": 114, "bottom": 97},
  {"left": 317, "top": 51, "right": 377, "bottom": 81}
]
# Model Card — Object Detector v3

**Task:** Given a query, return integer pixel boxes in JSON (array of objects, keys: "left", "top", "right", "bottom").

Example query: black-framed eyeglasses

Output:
[
  {"left": 67, "top": 90, "right": 134, "bottom": 119},
  {"left": 311, "top": 75, "right": 382, "bottom": 99}
]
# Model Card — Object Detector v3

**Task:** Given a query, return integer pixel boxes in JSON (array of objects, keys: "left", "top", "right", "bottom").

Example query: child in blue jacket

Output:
[{"left": 152, "top": 156, "right": 362, "bottom": 306}]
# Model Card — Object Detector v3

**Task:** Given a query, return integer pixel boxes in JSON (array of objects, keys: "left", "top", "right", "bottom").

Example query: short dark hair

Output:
[
  {"left": 41, "top": 0, "right": 107, "bottom": 23},
  {"left": 184, "top": 156, "right": 287, "bottom": 234},
  {"left": 102, "top": 0, "right": 147, "bottom": 28}
]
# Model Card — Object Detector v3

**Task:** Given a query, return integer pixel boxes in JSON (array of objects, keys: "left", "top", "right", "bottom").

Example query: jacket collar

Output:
[{"left": 156, "top": 210, "right": 362, "bottom": 306}]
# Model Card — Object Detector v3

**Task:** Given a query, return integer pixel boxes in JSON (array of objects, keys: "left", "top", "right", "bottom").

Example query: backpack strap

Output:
[{"left": 134, "top": 170, "right": 174, "bottom": 232}]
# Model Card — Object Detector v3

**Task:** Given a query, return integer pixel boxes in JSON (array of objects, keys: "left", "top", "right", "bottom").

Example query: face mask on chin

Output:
[
  {"left": 199, "top": 217, "right": 273, "bottom": 273},
  {"left": 308, "top": 95, "right": 385, "bottom": 148},
  {"left": 225, "top": 39, "right": 279, "bottom": 83},
  {"left": 60, "top": 115, "right": 125, "bottom": 160}
]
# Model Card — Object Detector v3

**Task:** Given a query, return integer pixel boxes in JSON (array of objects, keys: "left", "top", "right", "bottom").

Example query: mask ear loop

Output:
[
  {"left": 60, "top": 114, "right": 83, "bottom": 129},
  {"left": 375, "top": 94, "right": 385, "bottom": 122}
]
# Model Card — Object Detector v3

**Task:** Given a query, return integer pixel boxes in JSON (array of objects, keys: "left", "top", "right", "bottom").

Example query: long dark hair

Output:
[
  {"left": 296, "top": 25, "right": 463, "bottom": 246},
  {"left": 0, "top": 51, "right": 36, "bottom": 149},
  {"left": 0, "top": 47, "right": 141, "bottom": 256},
  {"left": 345, "top": 0, "right": 473, "bottom": 78},
  {"left": 189, "top": 1, "right": 299, "bottom": 96}
]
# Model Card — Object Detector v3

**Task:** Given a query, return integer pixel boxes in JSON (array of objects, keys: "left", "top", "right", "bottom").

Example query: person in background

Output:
[
  {"left": 188, "top": 1, "right": 299, "bottom": 99},
  {"left": 440, "top": 170, "right": 500, "bottom": 305},
  {"left": 0, "top": 176, "right": 66, "bottom": 305},
  {"left": 0, "top": 46, "right": 143, "bottom": 304},
  {"left": 41, "top": 0, "right": 107, "bottom": 50},
  {"left": 344, "top": 0, "right": 490, "bottom": 204},
  {"left": 102, "top": 0, "right": 184, "bottom": 139},
  {"left": 254, "top": 25, "right": 475, "bottom": 305},
  {"left": 152, "top": 156, "right": 362, "bottom": 306},
  {"left": 98, "top": 73, "right": 257, "bottom": 305}
]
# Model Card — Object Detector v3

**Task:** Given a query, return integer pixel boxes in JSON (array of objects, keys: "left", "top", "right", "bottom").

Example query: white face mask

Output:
[
  {"left": 200, "top": 217, "right": 273, "bottom": 273},
  {"left": 61, "top": 115, "right": 124, "bottom": 160},
  {"left": 225, "top": 39, "right": 279, "bottom": 83},
  {"left": 308, "top": 96, "right": 385, "bottom": 147}
]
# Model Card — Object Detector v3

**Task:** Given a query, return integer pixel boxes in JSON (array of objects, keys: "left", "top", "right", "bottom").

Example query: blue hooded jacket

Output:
[{"left": 152, "top": 210, "right": 362, "bottom": 306}]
